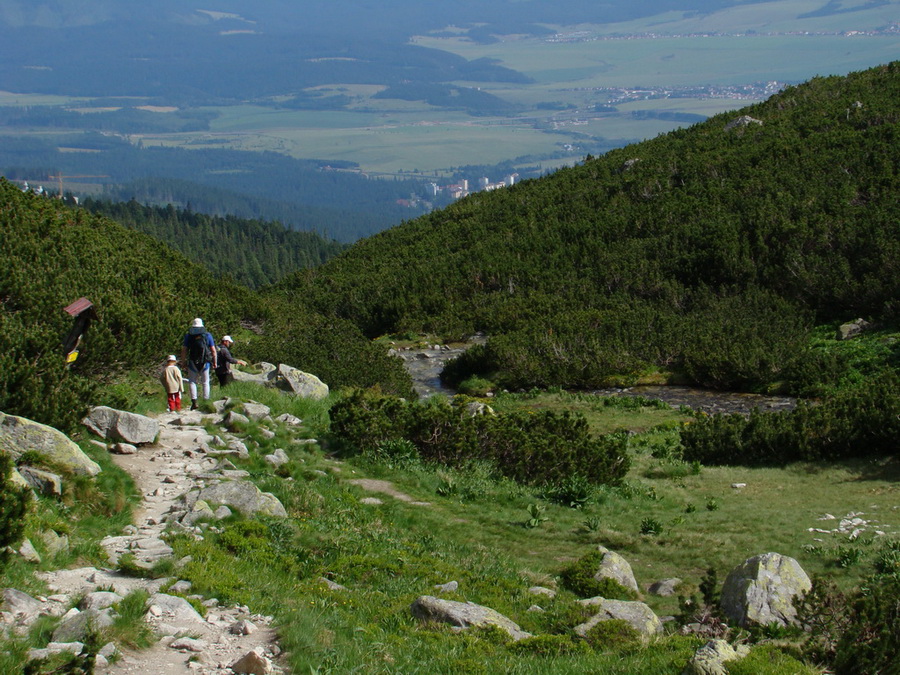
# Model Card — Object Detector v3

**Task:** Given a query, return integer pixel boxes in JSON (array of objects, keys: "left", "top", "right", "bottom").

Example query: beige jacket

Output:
[{"left": 160, "top": 364, "right": 185, "bottom": 394}]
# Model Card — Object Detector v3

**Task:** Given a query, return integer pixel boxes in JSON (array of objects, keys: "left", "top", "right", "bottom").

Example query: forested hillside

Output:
[
  {"left": 291, "top": 62, "right": 900, "bottom": 393},
  {"left": 81, "top": 198, "right": 347, "bottom": 289},
  {"left": 0, "top": 180, "right": 411, "bottom": 431}
]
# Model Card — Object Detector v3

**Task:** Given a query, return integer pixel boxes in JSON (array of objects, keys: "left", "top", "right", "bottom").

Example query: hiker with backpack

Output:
[{"left": 180, "top": 317, "right": 217, "bottom": 410}]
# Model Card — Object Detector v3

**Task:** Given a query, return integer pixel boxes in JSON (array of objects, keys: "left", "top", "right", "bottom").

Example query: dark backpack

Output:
[{"left": 188, "top": 331, "right": 211, "bottom": 370}]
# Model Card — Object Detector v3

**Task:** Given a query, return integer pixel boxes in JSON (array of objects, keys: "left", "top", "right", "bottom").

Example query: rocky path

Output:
[{"left": 36, "top": 409, "right": 284, "bottom": 675}]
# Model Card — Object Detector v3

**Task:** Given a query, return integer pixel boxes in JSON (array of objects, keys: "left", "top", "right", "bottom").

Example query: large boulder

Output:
[
  {"left": 275, "top": 364, "right": 329, "bottom": 400},
  {"left": 82, "top": 406, "right": 158, "bottom": 445},
  {"left": 410, "top": 596, "right": 532, "bottom": 641},
  {"left": 575, "top": 598, "right": 663, "bottom": 638},
  {"left": 197, "top": 481, "right": 287, "bottom": 517},
  {"left": 593, "top": 546, "right": 639, "bottom": 592},
  {"left": 720, "top": 552, "right": 811, "bottom": 628},
  {"left": 837, "top": 318, "right": 870, "bottom": 341},
  {"left": 0, "top": 411, "right": 101, "bottom": 477},
  {"left": 231, "top": 362, "right": 277, "bottom": 385}
]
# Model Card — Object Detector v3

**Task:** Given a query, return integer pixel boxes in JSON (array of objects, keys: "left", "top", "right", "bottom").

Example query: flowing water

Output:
[{"left": 396, "top": 338, "right": 798, "bottom": 415}]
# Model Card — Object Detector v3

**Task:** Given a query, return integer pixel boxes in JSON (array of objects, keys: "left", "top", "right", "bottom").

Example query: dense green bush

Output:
[
  {"left": 329, "top": 390, "right": 629, "bottom": 487},
  {"left": 681, "top": 373, "right": 900, "bottom": 465},
  {"left": 0, "top": 453, "right": 30, "bottom": 565},
  {"left": 833, "top": 572, "right": 900, "bottom": 675}
]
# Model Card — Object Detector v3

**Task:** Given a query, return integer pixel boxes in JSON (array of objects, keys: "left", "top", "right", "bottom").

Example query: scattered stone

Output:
[
  {"left": 222, "top": 411, "right": 251, "bottom": 430},
  {"left": 214, "top": 505, "right": 233, "bottom": 520},
  {"left": 275, "top": 364, "right": 329, "bottom": 400},
  {"left": 683, "top": 639, "right": 751, "bottom": 675},
  {"left": 197, "top": 481, "right": 287, "bottom": 517},
  {"left": 275, "top": 413, "right": 302, "bottom": 426},
  {"left": 410, "top": 596, "right": 532, "bottom": 641},
  {"left": 0, "top": 411, "right": 102, "bottom": 476},
  {"left": 230, "top": 619, "right": 257, "bottom": 635},
  {"left": 52, "top": 608, "right": 114, "bottom": 642},
  {"left": 360, "top": 497, "right": 383, "bottom": 505},
  {"left": 231, "top": 647, "right": 273, "bottom": 675},
  {"left": 724, "top": 115, "right": 763, "bottom": 131},
  {"left": 18, "top": 466, "right": 63, "bottom": 496},
  {"left": 593, "top": 546, "right": 639, "bottom": 592},
  {"left": 170, "top": 636, "right": 208, "bottom": 652},
  {"left": 2, "top": 588, "right": 44, "bottom": 622},
  {"left": 110, "top": 442, "right": 138, "bottom": 455},
  {"left": 40, "top": 530, "right": 69, "bottom": 557},
  {"left": 575, "top": 598, "right": 663, "bottom": 638},
  {"left": 434, "top": 581, "right": 458, "bottom": 593},
  {"left": 80, "top": 591, "right": 123, "bottom": 611},
  {"left": 649, "top": 578, "right": 682, "bottom": 597},
  {"left": 837, "top": 318, "right": 871, "bottom": 341},
  {"left": 527, "top": 586, "right": 556, "bottom": 599},
  {"left": 17, "top": 539, "right": 41, "bottom": 564},
  {"left": 731, "top": 483, "right": 746, "bottom": 489},
  {"left": 527, "top": 605, "right": 545, "bottom": 613},
  {"left": 319, "top": 577, "right": 346, "bottom": 591},
  {"left": 169, "top": 580, "right": 193, "bottom": 594},
  {"left": 82, "top": 406, "right": 159, "bottom": 445},
  {"left": 720, "top": 552, "right": 811, "bottom": 628},
  {"left": 27, "top": 641, "right": 85, "bottom": 661},
  {"left": 242, "top": 403, "right": 271, "bottom": 421}
]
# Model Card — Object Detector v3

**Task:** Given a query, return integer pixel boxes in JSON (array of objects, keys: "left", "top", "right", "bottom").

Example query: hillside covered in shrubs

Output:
[
  {"left": 290, "top": 62, "right": 900, "bottom": 394},
  {"left": 0, "top": 180, "right": 411, "bottom": 431}
]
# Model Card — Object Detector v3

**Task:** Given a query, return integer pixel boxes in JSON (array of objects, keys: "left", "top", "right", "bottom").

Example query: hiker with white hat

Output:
[
  {"left": 160, "top": 354, "right": 185, "bottom": 412},
  {"left": 215, "top": 334, "right": 247, "bottom": 387},
  {"left": 180, "top": 318, "right": 217, "bottom": 409}
]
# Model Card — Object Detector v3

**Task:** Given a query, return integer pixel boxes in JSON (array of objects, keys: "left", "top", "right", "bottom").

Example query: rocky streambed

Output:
[{"left": 394, "top": 338, "right": 798, "bottom": 416}]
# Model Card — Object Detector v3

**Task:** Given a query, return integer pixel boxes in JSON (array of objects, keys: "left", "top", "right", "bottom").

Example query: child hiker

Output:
[{"left": 160, "top": 354, "right": 185, "bottom": 412}]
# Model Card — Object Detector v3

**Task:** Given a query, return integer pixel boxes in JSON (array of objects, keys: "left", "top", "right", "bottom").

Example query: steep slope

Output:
[
  {"left": 0, "top": 180, "right": 411, "bottom": 431},
  {"left": 293, "top": 62, "right": 900, "bottom": 391}
]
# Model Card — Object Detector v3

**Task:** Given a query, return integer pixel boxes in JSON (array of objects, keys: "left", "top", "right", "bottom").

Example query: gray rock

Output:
[
  {"left": 319, "top": 577, "right": 346, "bottom": 591},
  {"left": 18, "top": 466, "right": 62, "bottom": 496},
  {"left": 275, "top": 413, "right": 302, "bottom": 426},
  {"left": 410, "top": 595, "right": 532, "bottom": 641},
  {"left": 52, "top": 608, "right": 114, "bottom": 642},
  {"left": 230, "top": 619, "right": 257, "bottom": 635},
  {"left": 170, "top": 636, "right": 208, "bottom": 652},
  {"left": 110, "top": 442, "right": 138, "bottom": 455},
  {"left": 649, "top": 578, "right": 682, "bottom": 597},
  {"left": 682, "top": 639, "right": 750, "bottom": 675},
  {"left": 264, "top": 449, "right": 289, "bottom": 467},
  {"left": 197, "top": 481, "right": 287, "bottom": 517},
  {"left": 147, "top": 593, "right": 206, "bottom": 624},
  {"left": 724, "top": 115, "right": 763, "bottom": 131},
  {"left": 83, "top": 406, "right": 159, "bottom": 445},
  {"left": 594, "top": 546, "right": 639, "bottom": 592},
  {"left": 434, "top": 581, "right": 458, "bottom": 593},
  {"left": 18, "top": 539, "right": 41, "bottom": 564},
  {"left": 230, "top": 647, "right": 273, "bottom": 675},
  {"left": 169, "top": 580, "right": 192, "bottom": 594},
  {"left": 275, "top": 364, "right": 329, "bottom": 400},
  {"left": 360, "top": 497, "right": 383, "bottom": 505},
  {"left": 0, "top": 411, "right": 101, "bottom": 476},
  {"left": 40, "top": 530, "right": 69, "bottom": 556},
  {"left": 27, "top": 641, "right": 85, "bottom": 661},
  {"left": 214, "top": 505, "right": 233, "bottom": 520},
  {"left": 80, "top": 591, "right": 123, "bottom": 611},
  {"left": 222, "top": 411, "right": 250, "bottom": 430},
  {"left": 231, "top": 362, "right": 277, "bottom": 386},
  {"left": 527, "top": 586, "right": 557, "bottom": 598},
  {"left": 720, "top": 552, "right": 811, "bottom": 628},
  {"left": 837, "top": 318, "right": 871, "bottom": 341},
  {"left": 575, "top": 598, "right": 663, "bottom": 638},
  {"left": 2, "top": 588, "right": 44, "bottom": 621},
  {"left": 241, "top": 403, "right": 271, "bottom": 421}
]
